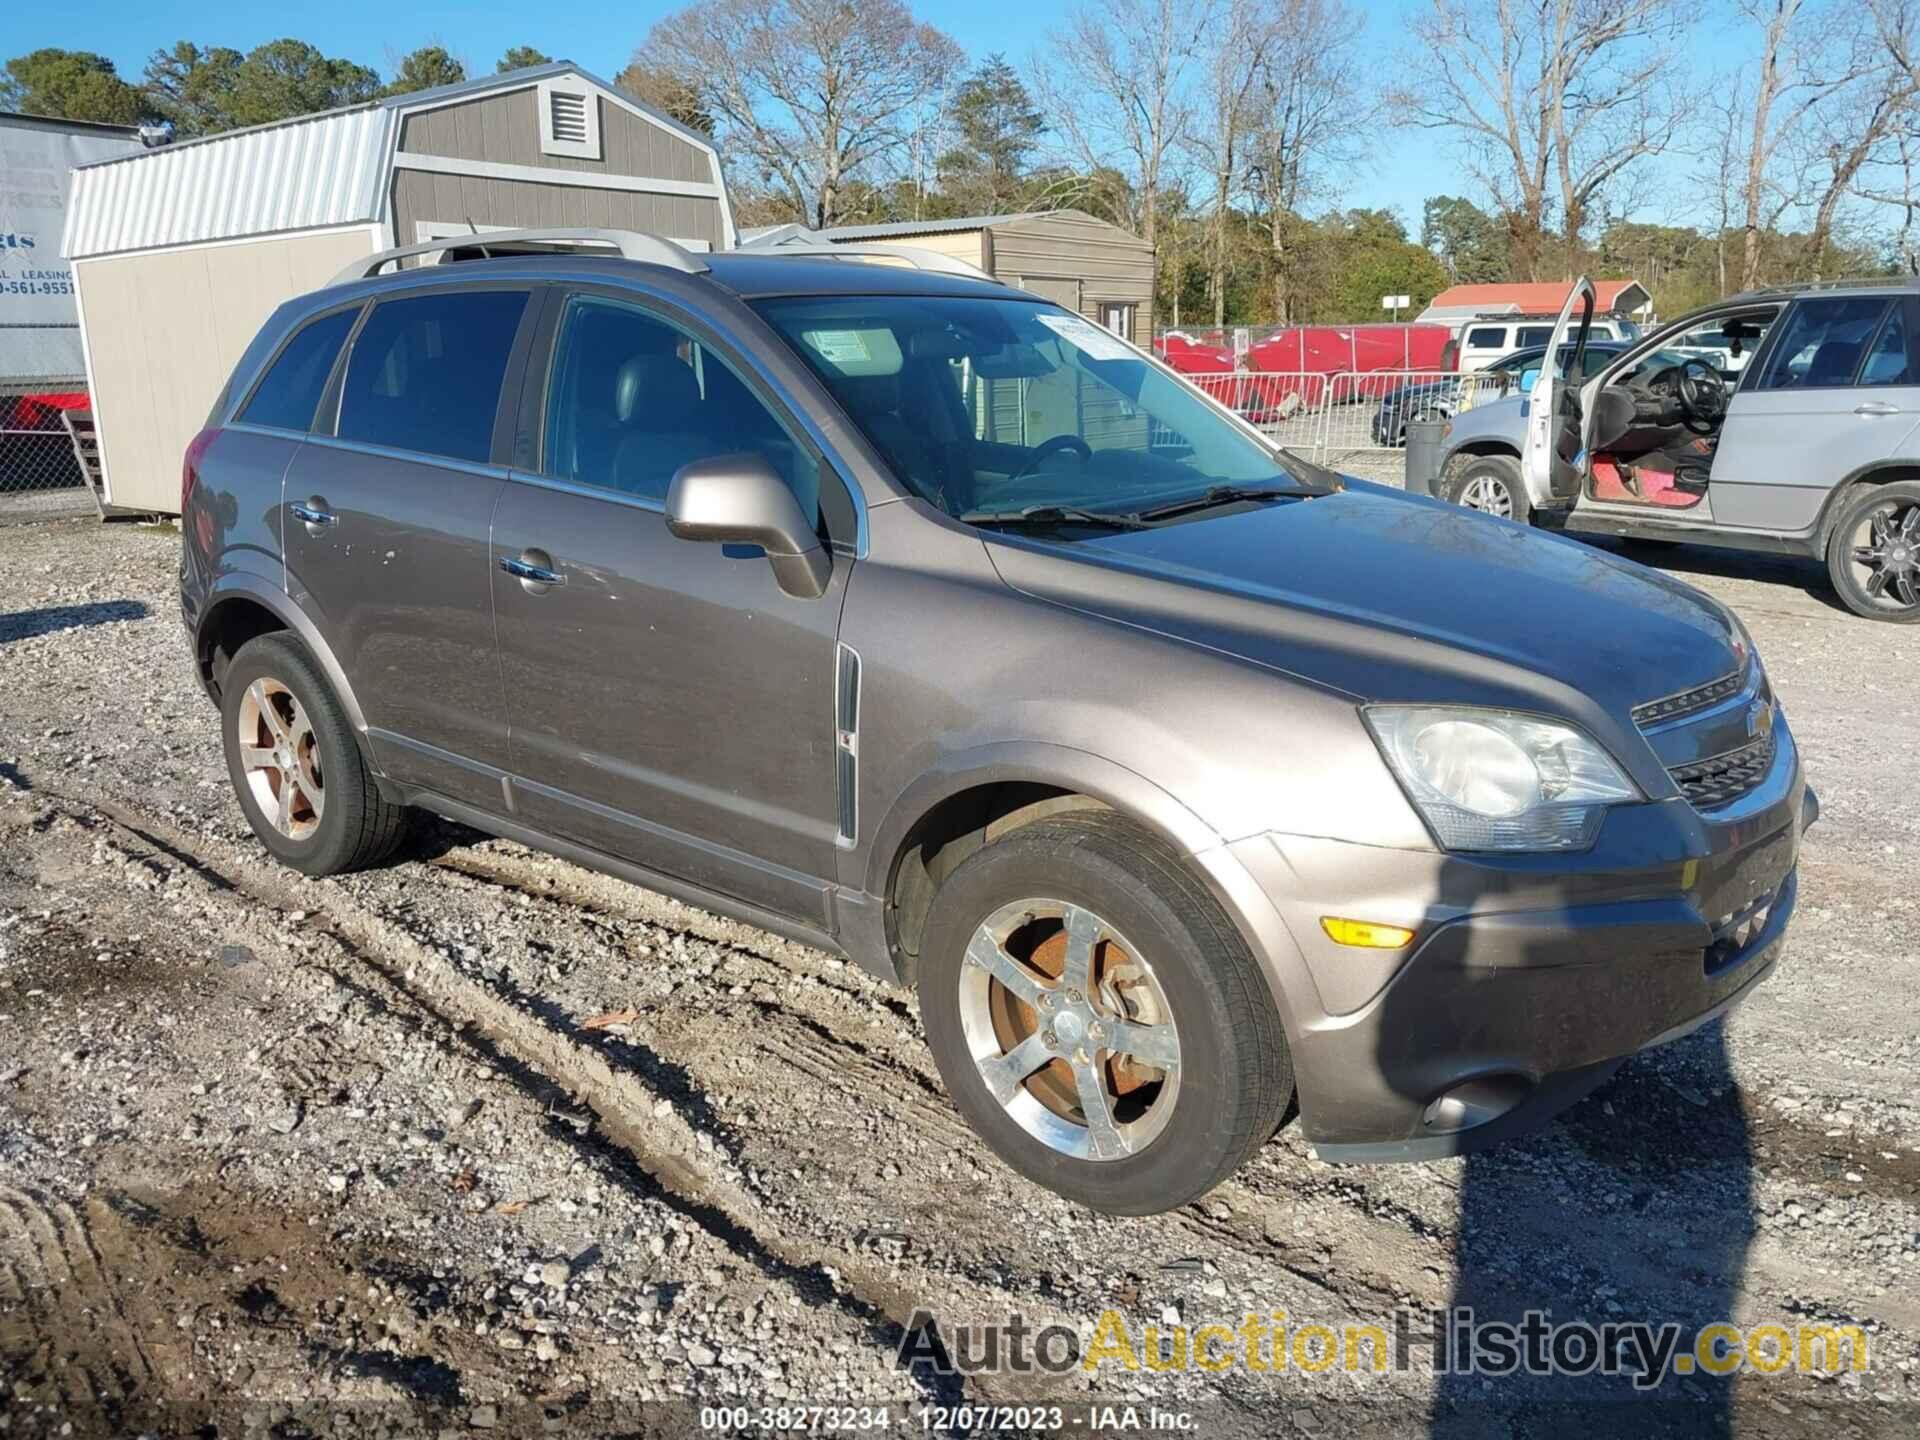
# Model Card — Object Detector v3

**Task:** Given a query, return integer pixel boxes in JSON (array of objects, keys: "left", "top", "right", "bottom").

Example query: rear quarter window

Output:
[
  {"left": 1465, "top": 327, "right": 1508, "bottom": 348},
  {"left": 336, "top": 289, "right": 529, "bottom": 463},
  {"left": 238, "top": 308, "right": 358, "bottom": 433},
  {"left": 1756, "top": 297, "right": 1890, "bottom": 390}
]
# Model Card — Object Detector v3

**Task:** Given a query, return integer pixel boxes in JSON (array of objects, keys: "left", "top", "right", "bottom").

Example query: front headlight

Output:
[{"left": 1364, "top": 706, "right": 1642, "bottom": 852}]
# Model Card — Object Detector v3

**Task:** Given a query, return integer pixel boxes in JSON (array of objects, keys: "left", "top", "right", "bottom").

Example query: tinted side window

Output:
[
  {"left": 1860, "top": 304, "right": 1914, "bottom": 386},
  {"left": 239, "top": 308, "right": 357, "bottom": 432},
  {"left": 1466, "top": 327, "right": 1507, "bottom": 348},
  {"left": 1757, "top": 297, "right": 1889, "bottom": 390},
  {"left": 543, "top": 295, "right": 821, "bottom": 524},
  {"left": 1576, "top": 347, "right": 1616, "bottom": 378},
  {"left": 337, "top": 290, "right": 528, "bottom": 463},
  {"left": 1516, "top": 325, "right": 1552, "bottom": 347}
]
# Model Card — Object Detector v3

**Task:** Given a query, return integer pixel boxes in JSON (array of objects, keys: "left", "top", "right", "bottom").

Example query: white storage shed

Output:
[{"left": 63, "top": 63, "right": 733, "bottom": 512}]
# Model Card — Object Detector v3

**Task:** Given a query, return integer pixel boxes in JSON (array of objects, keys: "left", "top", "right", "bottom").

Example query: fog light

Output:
[{"left": 1320, "top": 916, "right": 1415, "bottom": 949}]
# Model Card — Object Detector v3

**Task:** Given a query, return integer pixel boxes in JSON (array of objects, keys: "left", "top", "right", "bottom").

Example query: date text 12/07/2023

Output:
[{"left": 698, "top": 1405, "right": 1199, "bottom": 1432}]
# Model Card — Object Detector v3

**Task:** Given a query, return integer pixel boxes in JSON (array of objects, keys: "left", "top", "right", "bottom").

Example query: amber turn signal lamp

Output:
[{"left": 1320, "top": 916, "right": 1416, "bottom": 949}]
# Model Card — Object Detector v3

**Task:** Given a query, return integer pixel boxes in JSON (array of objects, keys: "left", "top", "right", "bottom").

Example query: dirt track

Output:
[{"left": 1, "top": 516, "right": 1917, "bottom": 1437}]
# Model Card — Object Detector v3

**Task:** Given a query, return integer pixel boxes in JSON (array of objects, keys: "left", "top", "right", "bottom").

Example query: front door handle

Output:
[
  {"left": 499, "top": 553, "right": 566, "bottom": 589},
  {"left": 1855, "top": 401, "right": 1900, "bottom": 417},
  {"left": 290, "top": 500, "right": 337, "bottom": 533}
]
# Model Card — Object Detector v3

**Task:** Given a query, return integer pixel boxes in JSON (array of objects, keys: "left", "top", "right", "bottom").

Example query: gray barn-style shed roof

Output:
[{"left": 64, "top": 63, "right": 734, "bottom": 260}]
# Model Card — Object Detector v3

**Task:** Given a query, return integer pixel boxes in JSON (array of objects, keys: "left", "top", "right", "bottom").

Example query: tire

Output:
[
  {"left": 220, "top": 633, "right": 411, "bottom": 875},
  {"left": 1825, "top": 480, "right": 1920, "bottom": 622},
  {"left": 1447, "top": 453, "right": 1532, "bottom": 525},
  {"left": 917, "top": 812, "right": 1294, "bottom": 1214}
]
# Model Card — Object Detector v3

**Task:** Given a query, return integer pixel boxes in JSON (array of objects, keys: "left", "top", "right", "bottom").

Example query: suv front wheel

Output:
[
  {"left": 1447, "top": 454, "right": 1532, "bottom": 526},
  {"left": 917, "top": 813, "right": 1294, "bottom": 1214},
  {"left": 1827, "top": 481, "right": 1920, "bottom": 622}
]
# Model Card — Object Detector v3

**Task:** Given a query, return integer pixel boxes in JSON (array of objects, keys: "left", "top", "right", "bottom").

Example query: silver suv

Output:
[
  {"left": 181, "top": 231, "right": 1814, "bottom": 1214},
  {"left": 1436, "top": 277, "right": 1920, "bottom": 621}
]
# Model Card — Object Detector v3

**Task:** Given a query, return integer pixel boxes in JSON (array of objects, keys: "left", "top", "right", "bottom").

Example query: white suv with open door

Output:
[{"left": 1466, "top": 276, "right": 1920, "bottom": 621}]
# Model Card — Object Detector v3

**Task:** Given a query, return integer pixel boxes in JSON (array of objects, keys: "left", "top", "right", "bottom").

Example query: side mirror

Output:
[
  {"left": 665, "top": 453, "right": 831, "bottom": 599},
  {"left": 1517, "top": 367, "right": 1541, "bottom": 392}
]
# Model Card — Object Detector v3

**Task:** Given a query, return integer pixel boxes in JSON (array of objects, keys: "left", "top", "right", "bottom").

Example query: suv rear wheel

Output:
[
  {"left": 1827, "top": 481, "right": 1920, "bottom": 622},
  {"left": 917, "top": 813, "right": 1293, "bottom": 1214},
  {"left": 220, "top": 634, "right": 411, "bottom": 874}
]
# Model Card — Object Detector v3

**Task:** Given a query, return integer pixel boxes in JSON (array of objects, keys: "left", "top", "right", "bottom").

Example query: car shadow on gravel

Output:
[
  {"left": 0, "top": 598, "right": 151, "bottom": 642},
  {"left": 1599, "top": 539, "right": 1847, "bottom": 617},
  {"left": 1430, "top": 1024, "right": 1752, "bottom": 1437}
]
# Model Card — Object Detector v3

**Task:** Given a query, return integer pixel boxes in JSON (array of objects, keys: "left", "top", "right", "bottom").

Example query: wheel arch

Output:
[
  {"left": 865, "top": 744, "right": 1251, "bottom": 989},
  {"left": 194, "top": 575, "right": 369, "bottom": 736},
  {"left": 1813, "top": 462, "right": 1920, "bottom": 552},
  {"left": 1439, "top": 441, "right": 1521, "bottom": 491}
]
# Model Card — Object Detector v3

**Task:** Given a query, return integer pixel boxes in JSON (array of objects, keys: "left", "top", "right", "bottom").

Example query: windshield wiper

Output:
[
  {"left": 1132, "top": 482, "right": 1332, "bottom": 521},
  {"left": 959, "top": 504, "right": 1150, "bottom": 531}
]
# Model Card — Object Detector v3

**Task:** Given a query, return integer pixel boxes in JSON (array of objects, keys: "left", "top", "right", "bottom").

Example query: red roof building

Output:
[{"left": 1417, "top": 279, "right": 1651, "bottom": 327}]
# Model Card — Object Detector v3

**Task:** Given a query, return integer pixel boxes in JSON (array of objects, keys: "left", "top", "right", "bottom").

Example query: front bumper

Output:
[{"left": 1229, "top": 716, "right": 1814, "bottom": 1162}]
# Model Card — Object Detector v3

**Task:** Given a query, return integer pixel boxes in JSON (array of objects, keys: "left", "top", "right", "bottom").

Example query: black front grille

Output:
[
  {"left": 1632, "top": 669, "right": 1745, "bottom": 727},
  {"left": 1669, "top": 733, "right": 1776, "bottom": 810}
]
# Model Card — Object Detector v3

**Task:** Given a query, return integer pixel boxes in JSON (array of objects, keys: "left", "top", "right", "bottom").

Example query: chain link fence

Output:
[{"left": 1, "top": 378, "right": 99, "bottom": 522}]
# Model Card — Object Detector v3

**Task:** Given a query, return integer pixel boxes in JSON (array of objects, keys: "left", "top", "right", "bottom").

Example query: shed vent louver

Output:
[
  {"left": 537, "top": 80, "right": 600, "bottom": 159},
  {"left": 549, "top": 91, "right": 589, "bottom": 145}
]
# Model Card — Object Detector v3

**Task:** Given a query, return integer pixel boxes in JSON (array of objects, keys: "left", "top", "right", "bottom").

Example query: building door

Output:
[{"left": 1012, "top": 275, "right": 1086, "bottom": 444}]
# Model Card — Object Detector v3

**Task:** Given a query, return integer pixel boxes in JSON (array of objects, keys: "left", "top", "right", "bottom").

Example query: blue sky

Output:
[{"left": 34, "top": 0, "right": 1746, "bottom": 232}]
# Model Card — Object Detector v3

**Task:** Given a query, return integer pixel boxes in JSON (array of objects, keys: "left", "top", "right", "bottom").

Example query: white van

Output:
[{"left": 1452, "top": 314, "right": 1637, "bottom": 372}]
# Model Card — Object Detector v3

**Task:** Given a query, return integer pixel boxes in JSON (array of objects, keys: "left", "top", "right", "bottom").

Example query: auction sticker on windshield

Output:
[
  {"left": 801, "top": 329, "right": 874, "bottom": 366},
  {"left": 1033, "top": 311, "right": 1136, "bottom": 361}
]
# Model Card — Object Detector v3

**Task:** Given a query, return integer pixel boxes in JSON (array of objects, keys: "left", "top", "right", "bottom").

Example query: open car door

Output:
[{"left": 1521, "top": 277, "right": 1596, "bottom": 504}]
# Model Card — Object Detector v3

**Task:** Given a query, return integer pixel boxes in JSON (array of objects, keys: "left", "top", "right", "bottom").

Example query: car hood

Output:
[{"left": 984, "top": 482, "right": 1742, "bottom": 721}]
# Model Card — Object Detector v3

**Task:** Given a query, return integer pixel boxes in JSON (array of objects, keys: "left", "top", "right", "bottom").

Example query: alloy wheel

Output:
[
  {"left": 235, "top": 678, "right": 325, "bottom": 840},
  {"left": 958, "top": 899, "right": 1181, "bottom": 1162},
  {"left": 1849, "top": 499, "right": 1920, "bottom": 613},
  {"left": 1459, "top": 475, "right": 1515, "bottom": 518}
]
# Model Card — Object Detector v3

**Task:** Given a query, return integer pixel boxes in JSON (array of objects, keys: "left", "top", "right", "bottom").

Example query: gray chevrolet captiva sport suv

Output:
[{"left": 181, "top": 229, "right": 1816, "bottom": 1214}]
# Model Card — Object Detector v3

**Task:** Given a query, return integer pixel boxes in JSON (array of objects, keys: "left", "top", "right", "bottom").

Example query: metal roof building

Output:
[
  {"left": 63, "top": 63, "right": 733, "bottom": 512},
  {"left": 1416, "top": 279, "right": 1652, "bottom": 328},
  {"left": 745, "top": 209, "right": 1155, "bottom": 343}
]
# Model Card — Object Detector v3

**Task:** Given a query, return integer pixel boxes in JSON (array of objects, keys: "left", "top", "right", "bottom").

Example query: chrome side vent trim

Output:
[
  {"left": 1631, "top": 669, "right": 1744, "bottom": 729},
  {"left": 835, "top": 643, "right": 861, "bottom": 843}
]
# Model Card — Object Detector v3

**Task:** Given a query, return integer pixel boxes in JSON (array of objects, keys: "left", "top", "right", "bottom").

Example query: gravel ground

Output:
[{"left": 0, "top": 511, "right": 1916, "bottom": 1438}]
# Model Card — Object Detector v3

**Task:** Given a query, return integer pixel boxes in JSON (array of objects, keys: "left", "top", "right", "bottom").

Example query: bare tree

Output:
[
  {"left": 1032, "top": 0, "right": 1209, "bottom": 262},
  {"left": 1692, "top": 80, "right": 1748, "bottom": 297},
  {"left": 1247, "top": 0, "right": 1364, "bottom": 321},
  {"left": 1724, "top": 0, "right": 1890, "bottom": 289},
  {"left": 1187, "top": 0, "right": 1276, "bottom": 324},
  {"left": 633, "top": 0, "right": 962, "bottom": 229},
  {"left": 1389, "top": 0, "right": 1687, "bottom": 279}
]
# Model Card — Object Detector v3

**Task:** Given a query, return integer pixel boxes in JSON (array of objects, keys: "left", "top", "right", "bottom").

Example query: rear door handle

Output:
[
  {"left": 290, "top": 501, "right": 337, "bottom": 530},
  {"left": 1855, "top": 401, "right": 1900, "bottom": 416},
  {"left": 499, "top": 554, "right": 566, "bottom": 588}
]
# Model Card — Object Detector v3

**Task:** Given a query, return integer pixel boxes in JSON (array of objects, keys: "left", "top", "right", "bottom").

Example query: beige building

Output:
[
  {"left": 745, "top": 211, "right": 1156, "bottom": 455},
  {"left": 62, "top": 64, "right": 732, "bottom": 513},
  {"left": 745, "top": 210, "right": 1155, "bottom": 342}
]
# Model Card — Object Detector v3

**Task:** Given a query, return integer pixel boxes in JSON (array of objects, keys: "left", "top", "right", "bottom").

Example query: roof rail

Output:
[
  {"left": 748, "top": 237, "right": 993, "bottom": 280},
  {"left": 330, "top": 227, "right": 710, "bottom": 287},
  {"left": 1738, "top": 274, "right": 1919, "bottom": 298}
]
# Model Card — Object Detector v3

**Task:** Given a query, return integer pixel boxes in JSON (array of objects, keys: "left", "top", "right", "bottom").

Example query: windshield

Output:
[{"left": 752, "top": 294, "right": 1307, "bottom": 525}]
